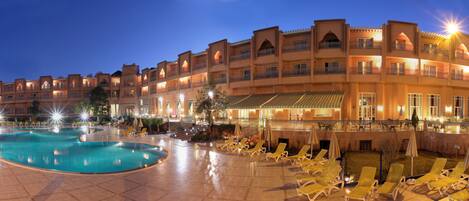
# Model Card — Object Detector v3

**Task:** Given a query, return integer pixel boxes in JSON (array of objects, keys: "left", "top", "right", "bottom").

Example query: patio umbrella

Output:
[
  {"left": 133, "top": 118, "right": 138, "bottom": 128},
  {"left": 328, "top": 131, "right": 341, "bottom": 160},
  {"left": 406, "top": 131, "right": 419, "bottom": 176},
  {"left": 309, "top": 125, "right": 319, "bottom": 156},
  {"left": 464, "top": 149, "right": 469, "bottom": 170},
  {"left": 234, "top": 123, "right": 241, "bottom": 136},
  {"left": 138, "top": 118, "right": 144, "bottom": 129}
]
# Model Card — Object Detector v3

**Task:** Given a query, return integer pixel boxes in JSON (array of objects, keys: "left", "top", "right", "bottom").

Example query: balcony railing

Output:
[
  {"left": 282, "top": 69, "right": 310, "bottom": 77},
  {"left": 282, "top": 43, "right": 310, "bottom": 53},
  {"left": 422, "top": 49, "right": 449, "bottom": 57},
  {"left": 230, "top": 76, "right": 250, "bottom": 82},
  {"left": 192, "top": 81, "right": 206, "bottom": 88},
  {"left": 211, "top": 77, "right": 227, "bottom": 84},
  {"left": 455, "top": 52, "right": 469, "bottom": 60},
  {"left": 319, "top": 42, "right": 341, "bottom": 49},
  {"left": 254, "top": 71, "right": 278, "bottom": 79},
  {"left": 230, "top": 52, "right": 250, "bottom": 61},
  {"left": 422, "top": 71, "right": 447, "bottom": 79},
  {"left": 257, "top": 48, "right": 275, "bottom": 57},
  {"left": 193, "top": 62, "right": 207, "bottom": 70},
  {"left": 314, "top": 67, "right": 345, "bottom": 74},
  {"left": 167, "top": 85, "right": 177, "bottom": 91},
  {"left": 179, "top": 82, "right": 191, "bottom": 89},
  {"left": 392, "top": 43, "right": 413, "bottom": 51},
  {"left": 349, "top": 66, "right": 380, "bottom": 75},
  {"left": 350, "top": 41, "right": 381, "bottom": 49}
]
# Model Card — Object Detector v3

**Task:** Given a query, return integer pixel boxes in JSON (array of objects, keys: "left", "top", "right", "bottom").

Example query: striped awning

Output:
[
  {"left": 292, "top": 92, "right": 343, "bottom": 109},
  {"left": 228, "top": 94, "right": 276, "bottom": 109},
  {"left": 226, "top": 95, "right": 249, "bottom": 107},
  {"left": 262, "top": 93, "right": 304, "bottom": 108}
]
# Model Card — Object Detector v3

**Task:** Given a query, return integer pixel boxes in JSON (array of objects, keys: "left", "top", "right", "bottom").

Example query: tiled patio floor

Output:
[{"left": 0, "top": 128, "right": 449, "bottom": 201}]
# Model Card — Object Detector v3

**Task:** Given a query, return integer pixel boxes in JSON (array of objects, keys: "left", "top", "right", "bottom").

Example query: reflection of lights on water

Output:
[
  {"left": 83, "top": 159, "right": 89, "bottom": 166},
  {"left": 113, "top": 159, "right": 121, "bottom": 166},
  {"left": 52, "top": 126, "right": 60, "bottom": 133},
  {"left": 132, "top": 150, "right": 135, "bottom": 153},
  {"left": 143, "top": 153, "right": 149, "bottom": 159},
  {"left": 27, "top": 157, "right": 33, "bottom": 164},
  {"left": 116, "top": 142, "right": 123, "bottom": 146},
  {"left": 54, "top": 159, "right": 59, "bottom": 165},
  {"left": 53, "top": 149, "right": 60, "bottom": 155},
  {"left": 80, "top": 126, "right": 88, "bottom": 133},
  {"left": 159, "top": 139, "right": 166, "bottom": 147},
  {"left": 79, "top": 134, "right": 87, "bottom": 142}
]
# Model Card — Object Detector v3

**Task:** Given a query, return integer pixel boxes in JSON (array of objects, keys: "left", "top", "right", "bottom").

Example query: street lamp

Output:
[{"left": 208, "top": 90, "right": 214, "bottom": 99}]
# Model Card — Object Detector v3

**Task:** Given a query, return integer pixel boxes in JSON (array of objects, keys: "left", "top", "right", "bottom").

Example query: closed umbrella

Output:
[
  {"left": 138, "top": 118, "right": 144, "bottom": 129},
  {"left": 328, "top": 131, "right": 341, "bottom": 160},
  {"left": 406, "top": 131, "right": 419, "bottom": 176},
  {"left": 133, "top": 118, "right": 138, "bottom": 128},
  {"left": 234, "top": 123, "right": 241, "bottom": 136},
  {"left": 464, "top": 149, "right": 469, "bottom": 170},
  {"left": 310, "top": 125, "right": 319, "bottom": 156}
]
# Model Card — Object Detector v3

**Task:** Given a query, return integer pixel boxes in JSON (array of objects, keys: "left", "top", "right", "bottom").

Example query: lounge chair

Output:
[
  {"left": 345, "top": 166, "right": 378, "bottom": 201},
  {"left": 138, "top": 128, "right": 148, "bottom": 137},
  {"left": 296, "top": 162, "right": 344, "bottom": 201},
  {"left": 297, "top": 149, "right": 328, "bottom": 167},
  {"left": 230, "top": 138, "right": 249, "bottom": 152},
  {"left": 122, "top": 127, "right": 134, "bottom": 137},
  {"left": 216, "top": 137, "right": 236, "bottom": 151},
  {"left": 296, "top": 160, "right": 341, "bottom": 186},
  {"left": 428, "top": 162, "right": 468, "bottom": 196},
  {"left": 287, "top": 145, "right": 310, "bottom": 163},
  {"left": 376, "top": 163, "right": 405, "bottom": 200},
  {"left": 414, "top": 158, "right": 447, "bottom": 186},
  {"left": 243, "top": 140, "right": 266, "bottom": 157},
  {"left": 265, "top": 143, "right": 288, "bottom": 162},
  {"left": 448, "top": 188, "right": 469, "bottom": 201}
]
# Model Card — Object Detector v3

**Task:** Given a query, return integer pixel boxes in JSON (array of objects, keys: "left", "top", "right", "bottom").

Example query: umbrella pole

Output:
[{"left": 411, "top": 157, "right": 414, "bottom": 176}]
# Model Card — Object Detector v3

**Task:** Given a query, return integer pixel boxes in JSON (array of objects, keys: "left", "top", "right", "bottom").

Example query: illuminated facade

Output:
[{"left": 1, "top": 19, "right": 469, "bottom": 122}]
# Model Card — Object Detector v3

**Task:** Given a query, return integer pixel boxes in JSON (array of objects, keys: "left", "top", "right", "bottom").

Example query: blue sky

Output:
[{"left": 0, "top": 0, "right": 467, "bottom": 82}]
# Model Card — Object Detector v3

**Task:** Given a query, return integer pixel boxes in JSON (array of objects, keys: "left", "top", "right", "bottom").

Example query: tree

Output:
[
  {"left": 28, "top": 100, "right": 41, "bottom": 122},
  {"left": 74, "top": 101, "right": 92, "bottom": 115},
  {"left": 195, "top": 85, "right": 227, "bottom": 130},
  {"left": 89, "top": 86, "right": 109, "bottom": 123},
  {"left": 411, "top": 108, "right": 419, "bottom": 130}
]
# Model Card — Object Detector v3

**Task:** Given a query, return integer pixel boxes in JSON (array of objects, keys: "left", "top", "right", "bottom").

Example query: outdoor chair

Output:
[
  {"left": 230, "top": 138, "right": 249, "bottom": 153},
  {"left": 448, "top": 188, "right": 469, "bottom": 201},
  {"left": 414, "top": 158, "right": 447, "bottom": 186},
  {"left": 243, "top": 140, "right": 266, "bottom": 157},
  {"left": 216, "top": 136, "right": 236, "bottom": 151},
  {"left": 296, "top": 160, "right": 341, "bottom": 186},
  {"left": 296, "top": 149, "right": 328, "bottom": 167},
  {"left": 376, "top": 163, "right": 405, "bottom": 200},
  {"left": 428, "top": 161, "right": 468, "bottom": 196},
  {"left": 265, "top": 143, "right": 288, "bottom": 162},
  {"left": 287, "top": 145, "right": 311, "bottom": 163},
  {"left": 296, "top": 161, "right": 344, "bottom": 201},
  {"left": 345, "top": 166, "right": 379, "bottom": 201},
  {"left": 137, "top": 128, "right": 148, "bottom": 137}
]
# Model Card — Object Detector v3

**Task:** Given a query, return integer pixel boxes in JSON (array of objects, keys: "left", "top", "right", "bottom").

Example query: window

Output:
[
  {"left": 294, "top": 63, "right": 308, "bottom": 75},
  {"left": 408, "top": 93, "right": 422, "bottom": 119},
  {"left": 325, "top": 62, "right": 340, "bottom": 73},
  {"left": 159, "top": 69, "right": 166, "bottom": 79},
  {"left": 188, "top": 101, "right": 194, "bottom": 116},
  {"left": 320, "top": 32, "right": 341, "bottom": 48},
  {"left": 257, "top": 40, "right": 275, "bottom": 56},
  {"left": 453, "top": 96, "right": 464, "bottom": 118},
  {"left": 428, "top": 94, "right": 440, "bottom": 118},
  {"left": 314, "top": 108, "right": 332, "bottom": 117},
  {"left": 266, "top": 66, "right": 278, "bottom": 77},
  {"left": 239, "top": 110, "right": 250, "bottom": 119},
  {"left": 358, "top": 93, "right": 376, "bottom": 120},
  {"left": 243, "top": 69, "right": 250, "bottom": 80},
  {"left": 423, "top": 44, "right": 437, "bottom": 53},
  {"left": 41, "top": 81, "right": 50, "bottom": 90},
  {"left": 357, "top": 38, "right": 373, "bottom": 48},
  {"left": 213, "top": 51, "right": 223, "bottom": 64},
  {"left": 452, "top": 68, "right": 464, "bottom": 80},
  {"left": 357, "top": 61, "right": 372, "bottom": 74},
  {"left": 423, "top": 64, "right": 437, "bottom": 77},
  {"left": 390, "top": 62, "right": 405, "bottom": 75}
]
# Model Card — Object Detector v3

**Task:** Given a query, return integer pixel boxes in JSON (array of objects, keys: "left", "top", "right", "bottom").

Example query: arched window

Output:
[
  {"left": 213, "top": 51, "right": 223, "bottom": 64},
  {"left": 394, "top": 32, "right": 413, "bottom": 51},
  {"left": 159, "top": 69, "right": 166, "bottom": 79},
  {"left": 320, "top": 32, "right": 341, "bottom": 48},
  {"left": 41, "top": 81, "right": 50, "bottom": 90},
  {"left": 16, "top": 84, "right": 23, "bottom": 91},
  {"left": 455, "top": 44, "right": 468, "bottom": 59},
  {"left": 257, "top": 40, "right": 275, "bottom": 56},
  {"left": 182, "top": 60, "right": 189, "bottom": 72}
]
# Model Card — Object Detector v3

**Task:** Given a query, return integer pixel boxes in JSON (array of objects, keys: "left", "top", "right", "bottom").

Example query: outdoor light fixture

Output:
[
  {"left": 445, "top": 105, "right": 453, "bottom": 113},
  {"left": 179, "top": 93, "right": 185, "bottom": 101},
  {"left": 51, "top": 112, "right": 63, "bottom": 122},
  {"left": 80, "top": 112, "right": 89, "bottom": 121},
  {"left": 397, "top": 105, "right": 405, "bottom": 116},
  {"left": 445, "top": 20, "right": 460, "bottom": 35},
  {"left": 208, "top": 90, "right": 214, "bottom": 99},
  {"left": 377, "top": 105, "right": 384, "bottom": 112},
  {"left": 158, "top": 96, "right": 163, "bottom": 102}
]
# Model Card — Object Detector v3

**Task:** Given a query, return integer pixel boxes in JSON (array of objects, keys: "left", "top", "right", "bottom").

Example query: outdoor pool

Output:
[{"left": 0, "top": 128, "right": 166, "bottom": 174}]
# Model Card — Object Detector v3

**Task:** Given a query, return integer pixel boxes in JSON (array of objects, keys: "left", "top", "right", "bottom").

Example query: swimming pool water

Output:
[{"left": 0, "top": 128, "right": 166, "bottom": 174}]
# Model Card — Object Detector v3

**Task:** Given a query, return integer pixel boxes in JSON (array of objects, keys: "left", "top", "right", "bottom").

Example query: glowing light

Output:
[
  {"left": 51, "top": 112, "right": 63, "bottom": 122},
  {"left": 52, "top": 126, "right": 60, "bottom": 133},
  {"left": 0, "top": 113, "right": 3, "bottom": 121},
  {"left": 445, "top": 21, "right": 460, "bottom": 35},
  {"left": 179, "top": 93, "right": 185, "bottom": 101},
  {"left": 377, "top": 105, "right": 384, "bottom": 112},
  {"left": 143, "top": 153, "right": 149, "bottom": 159},
  {"left": 80, "top": 112, "right": 89, "bottom": 121},
  {"left": 208, "top": 90, "right": 214, "bottom": 99},
  {"left": 445, "top": 106, "right": 452, "bottom": 113},
  {"left": 79, "top": 134, "right": 87, "bottom": 142}
]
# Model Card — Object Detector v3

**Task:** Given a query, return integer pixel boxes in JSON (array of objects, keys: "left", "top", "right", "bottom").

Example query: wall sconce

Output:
[
  {"left": 397, "top": 105, "right": 405, "bottom": 116},
  {"left": 377, "top": 105, "right": 384, "bottom": 112},
  {"left": 445, "top": 105, "right": 452, "bottom": 113}
]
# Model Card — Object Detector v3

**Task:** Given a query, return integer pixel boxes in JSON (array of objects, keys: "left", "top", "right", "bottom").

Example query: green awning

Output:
[
  {"left": 228, "top": 94, "right": 276, "bottom": 109},
  {"left": 292, "top": 92, "right": 343, "bottom": 108},
  {"left": 226, "top": 95, "right": 249, "bottom": 107},
  {"left": 262, "top": 93, "right": 304, "bottom": 108}
]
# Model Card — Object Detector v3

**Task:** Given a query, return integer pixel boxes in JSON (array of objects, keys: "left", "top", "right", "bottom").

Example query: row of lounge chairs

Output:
[
  {"left": 215, "top": 137, "right": 469, "bottom": 201},
  {"left": 1, "top": 121, "right": 53, "bottom": 128},
  {"left": 121, "top": 126, "right": 147, "bottom": 137}
]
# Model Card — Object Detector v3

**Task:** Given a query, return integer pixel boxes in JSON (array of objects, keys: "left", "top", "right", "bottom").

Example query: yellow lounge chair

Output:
[
  {"left": 376, "top": 163, "right": 405, "bottom": 200},
  {"left": 297, "top": 149, "right": 328, "bottom": 167},
  {"left": 345, "top": 166, "right": 378, "bottom": 201},
  {"left": 243, "top": 140, "right": 266, "bottom": 157},
  {"left": 138, "top": 128, "right": 148, "bottom": 137},
  {"left": 287, "top": 145, "right": 310, "bottom": 162},
  {"left": 428, "top": 162, "right": 468, "bottom": 196},
  {"left": 230, "top": 138, "right": 249, "bottom": 152},
  {"left": 296, "top": 163, "right": 344, "bottom": 201},
  {"left": 265, "top": 143, "right": 288, "bottom": 162},
  {"left": 296, "top": 160, "right": 341, "bottom": 186},
  {"left": 414, "top": 158, "right": 447, "bottom": 186},
  {"left": 216, "top": 137, "right": 236, "bottom": 151},
  {"left": 448, "top": 188, "right": 469, "bottom": 201},
  {"left": 122, "top": 126, "right": 134, "bottom": 137}
]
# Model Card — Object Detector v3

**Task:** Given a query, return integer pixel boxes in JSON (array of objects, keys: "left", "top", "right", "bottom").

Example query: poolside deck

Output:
[{"left": 0, "top": 128, "right": 445, "bottom": 201}]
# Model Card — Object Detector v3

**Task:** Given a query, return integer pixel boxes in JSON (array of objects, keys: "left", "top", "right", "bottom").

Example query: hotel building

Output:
[{"left": 1, "top": 19, "right": 469, "bottom": 123}]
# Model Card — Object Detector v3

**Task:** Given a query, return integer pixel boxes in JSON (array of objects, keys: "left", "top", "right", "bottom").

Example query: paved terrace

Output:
[{"left": 0, "top": 128, "right": 441, "bottom": 201}]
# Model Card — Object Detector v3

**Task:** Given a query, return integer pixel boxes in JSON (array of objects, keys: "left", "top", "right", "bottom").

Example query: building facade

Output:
[{"left": 1, "top": 19, "right": 469, "bottom": 122}]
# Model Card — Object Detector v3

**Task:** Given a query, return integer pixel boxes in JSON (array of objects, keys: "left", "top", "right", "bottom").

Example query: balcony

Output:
[
  {"left": 192, "top": 80, "right": 206, "bottom": 88},
  {"left": 257, "top": 48, "right": 275, "bottom": 57},
  {"left": 254, "top": 71, "right": 278, "bottom": 79},
  {"left": 166, "top": 71, "right": 178, "bottom": 78},
  {"left": 179, "top": 82, "right": 191, "bottom": 89},
  {"left": 230, "top": 52, "right": 250, "bottom": 61},
  {"left": 349, "top": 66, "right": 380, "bottom": 75},
  {"left": 230, "top": 76, "right": 250, "bottom": 82},
  {"left": 211, "top": 77, "right": 226, "bottom": 84},
  {"left": 392, "top": 43, "right": 413, "bottom": 51},
  {"left": 167, "top": 85, "right": 177, "bottom": 91},
  {"left": 282, "top": 69, "right": 310, "bottom": 77},
  {"left": 455, "top": 52, "right": 469, "bottom": 60},
  {"left": 314, "top": 67, "right": 345, "bottom": 74},
  {"left": 193, "top": 63, "right": 207, "bottom": 71},
  {"left": 282, "top": 43, "right": 310, "bottom": 53},
  {"left": 350, "top": 41, "right": 381, "bottom": 49},
  {"left": 319, "top": 42, "right": 341, "bottom": 49},
  {"left": 422, "top": 49, "right": 449, "bottom": 57}
]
